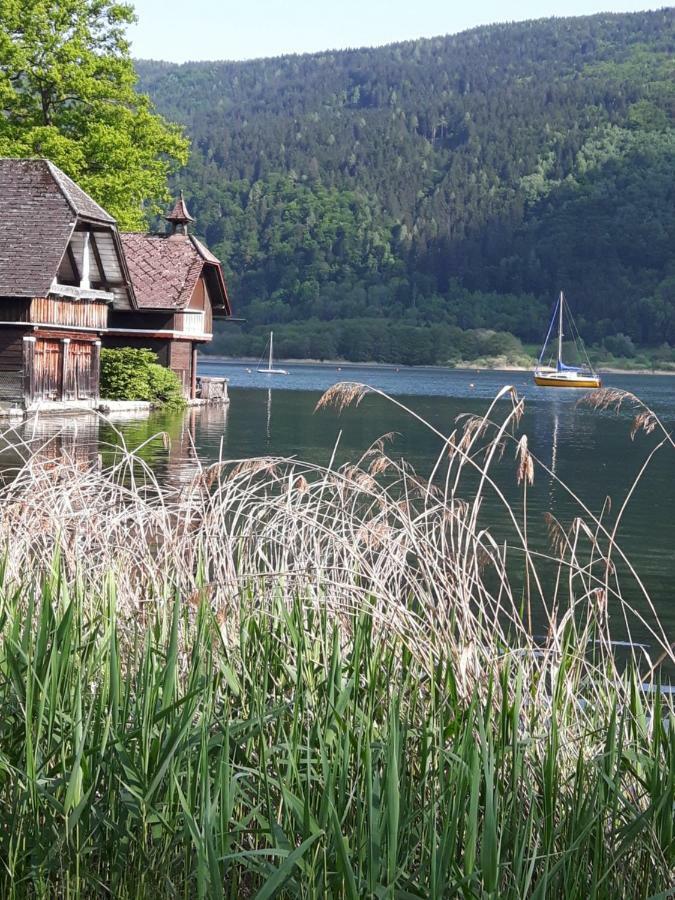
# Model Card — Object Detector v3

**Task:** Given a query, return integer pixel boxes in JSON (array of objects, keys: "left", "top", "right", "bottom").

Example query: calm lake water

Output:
[{"left": 2, "top": 360, "right": 673, "bottom": 659}]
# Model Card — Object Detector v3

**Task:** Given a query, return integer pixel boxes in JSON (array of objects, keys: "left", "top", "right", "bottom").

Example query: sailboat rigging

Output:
[
  {"left": 534, "top": 292, "right": 600, "bottom": 389},
  {"left": 257, "top": 331, "right": 288, "bottom": 375}
]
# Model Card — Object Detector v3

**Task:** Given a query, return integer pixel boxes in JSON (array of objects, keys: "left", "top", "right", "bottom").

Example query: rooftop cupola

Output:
[{"left": 165, "top": 191, "right": 195, "bottom": 237}]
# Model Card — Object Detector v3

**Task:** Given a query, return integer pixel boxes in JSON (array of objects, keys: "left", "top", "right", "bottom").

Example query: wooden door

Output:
[
  {"left": 68, "top": 341, "right": 94, "bottom": 399},
  {"left": 33, "top": 339, "right": 63, "bottom": 401}
]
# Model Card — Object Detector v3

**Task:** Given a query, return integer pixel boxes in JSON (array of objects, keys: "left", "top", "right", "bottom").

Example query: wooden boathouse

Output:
[
  {"left": 0, "top": 159, "right": 134, "bottom": 409},
  {"left": 0, "top": 160, "right": 232, "bottom": 409},
  {"left": 105, "top": 194, "right": 232, "bottom": 400}
]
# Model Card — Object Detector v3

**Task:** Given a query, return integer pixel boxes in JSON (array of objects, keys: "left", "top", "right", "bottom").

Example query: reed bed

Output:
[{"left": 0, "top": 384, "right": 672, "bottom": 897}]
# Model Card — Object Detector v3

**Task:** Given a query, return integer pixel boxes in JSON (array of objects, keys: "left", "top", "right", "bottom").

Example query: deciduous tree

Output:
[{"left": 0, "top": 0, "right": 188, "bottom": 227}]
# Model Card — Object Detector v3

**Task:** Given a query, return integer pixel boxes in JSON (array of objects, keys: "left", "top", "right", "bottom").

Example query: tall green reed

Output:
[{"left": 0, "top": 576, "right": 671, "bottom": 898}]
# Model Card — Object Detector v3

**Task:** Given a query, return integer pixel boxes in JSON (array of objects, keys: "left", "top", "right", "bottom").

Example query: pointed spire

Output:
[{"left": 165, "top": 191, "right": 195, "bottom": 235}]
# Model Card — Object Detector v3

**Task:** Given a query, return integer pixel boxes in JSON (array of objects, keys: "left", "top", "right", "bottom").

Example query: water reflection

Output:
[
  {"left": 266, "top": 388, "right": 272, "bottom": 445},
  {"left": 551, "top": 406, "right": 560, "bottom": 479},
  {"left": 0, "top": 414, "right": 102, "bottom": 481},
  {"left": 0, "top": 403, "right": 232, "bottom": 487},
  {"left": 100, "top": 402, "right": 231, "bottom": 483},
  {"left": 0, "top": 368, "right": 673, "bottom": 652},
  {"left": 170, "top": 402, "right": 230, "bottom": 481}
]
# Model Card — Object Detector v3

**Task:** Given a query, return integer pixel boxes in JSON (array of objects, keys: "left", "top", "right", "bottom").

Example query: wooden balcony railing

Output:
[{"left": 179, "top": 310, "right": 206, "bottom": 336}]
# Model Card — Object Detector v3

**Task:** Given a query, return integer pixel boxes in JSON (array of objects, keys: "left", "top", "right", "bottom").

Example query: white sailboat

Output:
[
  {"left": 534, "top": 292, "right": 600, "bottom": 389},
  {"left": 257, "top": 331, "right": 288, "bottom": 375}
]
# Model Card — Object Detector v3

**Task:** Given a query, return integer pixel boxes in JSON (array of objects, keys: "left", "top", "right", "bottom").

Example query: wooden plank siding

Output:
[
  {"left": 0, "top": 330, "right": 26, "bottom": 369},
  {"left": 64, "top": 341, "right": 96, "bottom": 400},
  {"left": 0, "top": 329, "right": 27, "bottom": 401},
  {"left": 188, "top": 276, "right": 214, "bottom": 334},
  {"left": 26, "top": 337, "right": 99, "bottom": 402},
  {"left": 169, "top": 340, "right": 193, "bottom": 398},
  {"left": 30, "top": 297, "right": 109, "bottom": 330}
]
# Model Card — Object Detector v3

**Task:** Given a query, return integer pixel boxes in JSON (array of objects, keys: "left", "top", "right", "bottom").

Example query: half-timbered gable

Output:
[
  {"left": 107, "top": 195, "right": 232, "bottom": 399},
  {"left": 0, "top": 158, "right": 134, "bottom": 409}
]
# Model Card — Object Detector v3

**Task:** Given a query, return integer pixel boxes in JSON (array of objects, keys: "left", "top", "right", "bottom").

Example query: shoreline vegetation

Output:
[
  {"left": 203, "top": 322, "right": 675, "bottom": 375},
  {"left": 201, "top": 354, "right": 675, "bottom": 376},
  {"left": 0, "top": 383, "right": 672, "bottom": 896}
]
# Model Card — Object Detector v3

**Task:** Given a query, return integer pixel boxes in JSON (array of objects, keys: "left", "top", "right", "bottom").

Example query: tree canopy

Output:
[
  {"left": 0, "top": 0, "right": 189, "bottom": 228},
  {"left": 137, "top": 10, "right": 675, "bottom": 363}
]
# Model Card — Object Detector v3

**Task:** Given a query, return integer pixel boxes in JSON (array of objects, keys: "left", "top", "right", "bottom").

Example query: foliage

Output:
[
  {"left": 0, "top": 583, "right": 671, "bottom": 898},
  {"left": 136, "top": 10, "right": 675, "bottom": 357},
  {"left": 100, "top": 346, "right": 185, "bottom": 407},
  {"left": 0, "top": 383, "right": 672, "bottom": 895},
  {"left": 0, "top": 0, "right": 189, "bottom": 228},
  {"left": 211, "top": 318, "right": 534, "bottom": 367},
  {"left": 146, "top": 358, "right": 187, "bottom": 407}
]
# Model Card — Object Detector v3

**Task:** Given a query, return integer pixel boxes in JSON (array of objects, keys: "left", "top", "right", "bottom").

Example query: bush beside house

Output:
[{"left": 100, "top": 348, "right": 186, "bottom": 408}]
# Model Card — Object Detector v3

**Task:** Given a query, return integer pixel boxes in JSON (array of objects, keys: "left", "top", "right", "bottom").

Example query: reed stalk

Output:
[{"left": 0, "top": 385, "right": 671, "bottom": 897}]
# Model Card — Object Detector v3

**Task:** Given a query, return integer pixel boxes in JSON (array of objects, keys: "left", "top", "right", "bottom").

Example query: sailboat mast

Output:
[
  {"left": 558, "top": 291, "right": 564, "bottom": 368},
  {"left": 269, "top": 332, "right": 273, "bottom": 371}
]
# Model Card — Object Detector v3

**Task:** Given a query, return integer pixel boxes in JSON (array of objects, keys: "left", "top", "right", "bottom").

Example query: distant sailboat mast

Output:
[{"left": 257, "top": 330, "right": 288, "bottom": 375}]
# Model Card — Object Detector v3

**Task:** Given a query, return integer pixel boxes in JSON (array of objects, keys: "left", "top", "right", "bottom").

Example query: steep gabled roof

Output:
[
  {"left": 0, "top": 158, "right": 120, "bottom": 299},
  {"left": 120, "top": 232, "right": 231, "bottom": 314},
  {"left": 45, "top": 161, "right": 115, "bottom": 224}
]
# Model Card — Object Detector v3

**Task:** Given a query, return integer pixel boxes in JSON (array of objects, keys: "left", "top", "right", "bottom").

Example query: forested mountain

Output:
[{"left": 136, "top": 10, "right": 675, "bottom": 365}]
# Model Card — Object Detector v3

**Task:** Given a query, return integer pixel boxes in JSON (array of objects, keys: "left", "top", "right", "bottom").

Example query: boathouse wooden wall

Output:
[
  {"left": 103, "top": 335, "right": 170, "bottom": 367},
  {"left": 102, "top": 335, "right": 196, "bottom": 398},
  {"left": 0, "top": 329, "right": 27, "bottom": 402},
  {"left": 169, "top": 341, "right": 193, "bottom": 397},
  {"left": 0, "top": 330, "right": 25, "bottom": 367},
  {"left": 1, "top": 298, "right": 108, "bottom": 330},
  {"left": 24, "top": 335, "right": 100, "bottom": 403},
  {"left": 30, "top": 297, "right": 108, "bottom": 331},
  {"left": 0, "top": 299, "right": 30, "bottom": 323},
  {"left": 107, "top": 311, "right": 175, "bottom": 332},
  {"left": 188, "top": 278, "right": 213, "bottom": 334}
]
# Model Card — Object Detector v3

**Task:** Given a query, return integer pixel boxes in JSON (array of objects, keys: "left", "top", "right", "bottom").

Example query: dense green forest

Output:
[{"left": 136, "top": 10, "right": 675, "bottom": 366}]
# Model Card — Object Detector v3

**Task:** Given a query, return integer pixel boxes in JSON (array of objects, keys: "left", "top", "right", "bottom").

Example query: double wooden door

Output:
[{"left": 33, "top": 339, "right": 96, "bottom": 401}]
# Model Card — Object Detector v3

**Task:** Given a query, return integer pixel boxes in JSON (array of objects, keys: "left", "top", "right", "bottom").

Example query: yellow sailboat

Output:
[{"left": 534, "top": 292, "right": 601, "bottom": 389}]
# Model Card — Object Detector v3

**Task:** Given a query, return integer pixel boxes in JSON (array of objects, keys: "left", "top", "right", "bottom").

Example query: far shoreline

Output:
[{"left": 198, "top": 356, "right": 675, "bottom": 377}]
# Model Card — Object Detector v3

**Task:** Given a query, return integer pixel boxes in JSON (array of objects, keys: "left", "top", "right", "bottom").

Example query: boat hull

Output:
[{"left": 534, "top": 374, "right": 601, "bottom": 388}]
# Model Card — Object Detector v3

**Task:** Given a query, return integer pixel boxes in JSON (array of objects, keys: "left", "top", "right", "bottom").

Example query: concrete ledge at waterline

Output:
[
  {"left": 97, "top": 394, "right": 230, "bottom": 415},
  {"left": 97, "top": 400, "right": 154, "bottom": 414},
  {"left": 0, "top": 391, "right": 230, "bottom": 420},
  {"left": 0, "top": 399, "right": 99, "bottom": 419}
]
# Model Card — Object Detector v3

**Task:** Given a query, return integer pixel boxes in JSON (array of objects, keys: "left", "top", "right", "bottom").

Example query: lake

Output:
[{"left": 2, "top": 360, "right": 673, "bottom": 658}]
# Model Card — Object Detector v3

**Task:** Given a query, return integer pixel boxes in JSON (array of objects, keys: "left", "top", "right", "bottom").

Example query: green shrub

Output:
[
  {"left": 100, "top": 347, "right": 186, "bottom": 408},
  {"left": 147, "top": 360, "right": 187, "bottom": 408}
]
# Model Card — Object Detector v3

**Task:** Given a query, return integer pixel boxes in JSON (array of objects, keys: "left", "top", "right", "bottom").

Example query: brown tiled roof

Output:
[
  {"left": 120, "top": 232, "right": 230, "bottom": 312},
  {"left": 0, "top": 158, "right": 115, "bottom": 298}
]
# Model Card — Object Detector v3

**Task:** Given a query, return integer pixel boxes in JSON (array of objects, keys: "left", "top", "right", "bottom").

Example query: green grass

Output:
[{"left": 0, "top": 575, "right": 672, "bottom": 898}]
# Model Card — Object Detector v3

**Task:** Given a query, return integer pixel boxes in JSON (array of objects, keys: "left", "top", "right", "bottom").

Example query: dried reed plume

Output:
[{"left": 0, "top": 383, "right": 672, "bottom": 702}]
